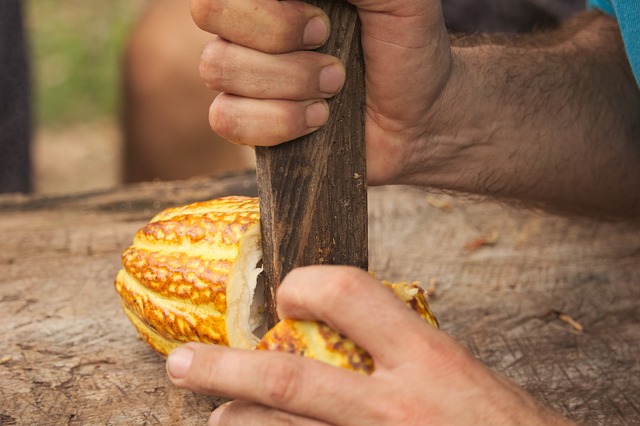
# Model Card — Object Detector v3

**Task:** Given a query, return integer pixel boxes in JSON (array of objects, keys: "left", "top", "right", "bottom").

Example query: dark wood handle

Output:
[{"left": 256, "top": 1, "right": 367, "bottom": 328}]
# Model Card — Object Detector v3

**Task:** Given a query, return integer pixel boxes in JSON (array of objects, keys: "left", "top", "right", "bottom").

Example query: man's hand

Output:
[
  {"left": 190, "top": 0, "right": 453, "bottom": 185},
  {"left": 166, "top": 265, "right": 573, "bottom": 425},
  {"left": 191, "top": 0, "right": 640, "bottom": 216}
]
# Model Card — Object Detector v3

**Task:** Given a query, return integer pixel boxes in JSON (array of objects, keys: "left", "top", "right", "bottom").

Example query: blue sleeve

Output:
[
  {"left": 586, "top": 0, "right": 640, "bottom": 86},
  {"left": 587, "top": 0, "right": 615, "bottom": 15}
]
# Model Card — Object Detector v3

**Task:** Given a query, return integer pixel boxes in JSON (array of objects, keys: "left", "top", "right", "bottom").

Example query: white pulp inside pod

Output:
[{"left": 225, "top": 223, "right": 268, "bottom": 348}]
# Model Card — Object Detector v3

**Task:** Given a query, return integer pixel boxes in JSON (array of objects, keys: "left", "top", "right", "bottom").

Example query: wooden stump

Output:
[{"left": 1, "top": 173, "right": 640, "bottom": 424}]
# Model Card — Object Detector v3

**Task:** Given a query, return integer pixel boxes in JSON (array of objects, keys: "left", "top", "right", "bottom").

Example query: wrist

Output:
[
  {"left": 481, "top": 373, "right": 576, "bottom": 426},
  {"left": 391, "top": 52, "right": 484, "bottom": 190}
]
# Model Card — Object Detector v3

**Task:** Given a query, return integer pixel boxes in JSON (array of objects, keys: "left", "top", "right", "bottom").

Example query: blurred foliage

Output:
[{"left": 26, "top": 0, "right": 145, "bottom": 127}]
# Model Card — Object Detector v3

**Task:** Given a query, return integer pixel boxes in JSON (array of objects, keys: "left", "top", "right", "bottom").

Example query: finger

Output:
[
  {"left": 167, "top": 343, "right": 382, "bottom": 425},
  {"left": 276, "top": 265, "right": 444, "bottom": 369},
  {"left": 200, "top": 37, "right": 345, "bottom": 100},
  {"left": 209, "top": 94, "right": 329, "bottom": 146},
  {"left": 191, "top": 0, "right": 329, "bottom": 53},
  {"left": 209, "top": 400, "right": 329, "bottom": 426}
]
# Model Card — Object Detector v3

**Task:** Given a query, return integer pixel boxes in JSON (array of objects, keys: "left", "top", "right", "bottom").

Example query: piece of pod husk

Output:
[
  {"left": 256, "top": 281, "right": 439, "bottom": 374},
  {"left": 114, "top": 196, "right": 266, "bottom": 356}
]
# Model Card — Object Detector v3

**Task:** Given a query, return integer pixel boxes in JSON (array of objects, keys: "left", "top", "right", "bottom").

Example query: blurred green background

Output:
[
  {"left": 25, "top": 0, "right": 145, "bottom": 194},
  {"left": 27, "top": 0, "right": 144, "bottom": 128}
]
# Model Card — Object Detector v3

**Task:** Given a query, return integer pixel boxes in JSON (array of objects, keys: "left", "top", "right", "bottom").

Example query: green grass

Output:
[{"left": 26, "top": 0, "right": 144, "bottom": 128}]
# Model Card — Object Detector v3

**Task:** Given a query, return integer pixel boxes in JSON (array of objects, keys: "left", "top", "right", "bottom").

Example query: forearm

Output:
[{"left": 402, "top": 11, "right": 640, "bottom": 218}]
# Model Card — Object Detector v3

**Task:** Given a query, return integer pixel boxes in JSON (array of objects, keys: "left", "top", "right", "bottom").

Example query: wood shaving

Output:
[
  {"left": 426, "top": 277, "right": 437, "bottom": 299},
  {"left": 464, "top": 230, "right": 500, "bottom": 252},
  {"left": 553, "top": 310, "right": 584, "bottom": 332},
  {"left": 426, "top": 195, "right": 454, "bottom": 213},
  {"left": 0, "top": 355, "right": 12, "bottom": 365}
]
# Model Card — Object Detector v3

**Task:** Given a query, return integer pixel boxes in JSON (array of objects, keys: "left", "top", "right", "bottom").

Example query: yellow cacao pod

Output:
[
  {"left": 114, "top": 196, "right": 265, "bottom": 355},
  {"left": 257, "top": 280, "right": 438, "bottom": 374},
  {"left": 114, "top": 196, "right": 438, "bottom": 373}
]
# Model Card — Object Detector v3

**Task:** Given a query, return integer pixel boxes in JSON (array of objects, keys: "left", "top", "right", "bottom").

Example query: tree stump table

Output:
[{"left": 1, "top": 171, "right": 639, "bottom": 425}]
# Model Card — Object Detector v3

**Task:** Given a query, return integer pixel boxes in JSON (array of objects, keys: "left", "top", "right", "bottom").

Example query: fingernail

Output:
[
  {"left": 209, "top": 402, "right": 230, "bottom": 425},
  {"left": 319, "top": 64, "right": 345, "bottom": 94},
  {"left": 166, "top": 346, "right": 194, "bottom": 379},
  {"left": 306, "top": 101, "right": 329, "bottom": 128},
  {"left": 303, "top": 16, "right": 329, "bottom": 47}
]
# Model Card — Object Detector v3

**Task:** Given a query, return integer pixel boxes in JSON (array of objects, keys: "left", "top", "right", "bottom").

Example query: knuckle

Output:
[
  {"left": 254, "top": 8, "right": 304, "bottom": 54},
  {"left": 323, "top": 266, "right": 369, "bottom": 304},
  {"left": 287, "top": 55, "right": 323, "bottom": 99},
  {"left": 364, "top": 389, "right": 422, "bottom": 425},
  {"left": 437, "top": 339, "right": 478, "bottom": 375},
  {"left": 210, "top": 400, "right": 298, "bottom": 426},
  {"left": 190, "top": 0, "right": 213, "bottom": 30},
  {"left": 385, "top": 403, "right": 421, "bottom": 425},
  {"left": 191, "top": 0, "right": 325, "bottom": 55},
  {"left": 281, "top": 266, "right": 371, "bottom": 317},
  {"left": 209, "top": 96, "right": 295, "bottom": 147},
  {"left": 208, "top": 98, "right": 236, "bottom": 142},
  {"left": 260, "top": 356, "right": 303, "bottom": 406},
  {"left": 270, "top": 103, "right": 298, "bottom": 139},
  {"left": 199, "top": 41, "right": 227, "bottom": 91},
  {"left": 265, "top": 28, "right": 297, "bottom": 55}
]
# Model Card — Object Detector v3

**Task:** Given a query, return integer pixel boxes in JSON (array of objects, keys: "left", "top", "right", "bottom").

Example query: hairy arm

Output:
[{"left": 400, "top": 11, "right": 640, "bottom": 217}]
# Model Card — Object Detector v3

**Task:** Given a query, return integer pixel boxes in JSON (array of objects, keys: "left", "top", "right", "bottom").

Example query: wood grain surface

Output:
[
  {"left": 1, "top": 172, "right": 639, "bottom": 425},
  {"left": 255, "top": 0, "right": 367, "bottom": 327}
]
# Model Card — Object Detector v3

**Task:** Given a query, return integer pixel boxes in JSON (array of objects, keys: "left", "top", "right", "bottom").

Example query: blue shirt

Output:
[{"left": 588, "top": 0, "right": 640, "bottom": 86}]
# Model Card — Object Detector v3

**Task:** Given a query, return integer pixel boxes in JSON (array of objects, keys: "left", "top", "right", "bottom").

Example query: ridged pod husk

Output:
[
  {"left": 114, "top": 196, "right": 439, "bottom": 374},
  {"left": 257, "top": 281, "right": 438, "bottom": 374},
  {"left": 114, "top": 196, "right": 265, "bottom": 356}
]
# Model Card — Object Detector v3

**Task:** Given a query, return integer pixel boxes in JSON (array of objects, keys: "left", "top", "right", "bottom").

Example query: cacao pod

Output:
[
  {"left": 114, "top": 196, "right": 438, "bottom": 373},
  {"left": 257, "top": 280, "right": 438, "bottom": 374},
  {"left": 114, "top": 196, "right": 265, "bottom": 355}
]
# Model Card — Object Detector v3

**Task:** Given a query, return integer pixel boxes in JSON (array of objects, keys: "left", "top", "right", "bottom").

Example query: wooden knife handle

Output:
[{"left": 256, "top": 1, "right": 367, "bottom": 328}]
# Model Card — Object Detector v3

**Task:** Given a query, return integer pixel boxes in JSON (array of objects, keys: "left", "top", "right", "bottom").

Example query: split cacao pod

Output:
[
  {"left": 114, "top": 196, "right": 438, "bottom": 373},
  {"left": 114, "top": 196, "right": 264, "bottom": 355}
]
